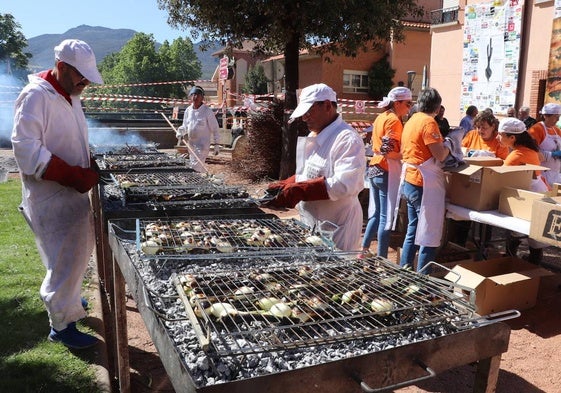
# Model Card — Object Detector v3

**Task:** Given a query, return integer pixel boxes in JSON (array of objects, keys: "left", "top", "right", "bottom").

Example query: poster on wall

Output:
[
  {"left": 545, "top": 0, "right": 561, "bottom": 103},
  {"left": 461, "top": 0, "right": 524, "bottom": 116}
]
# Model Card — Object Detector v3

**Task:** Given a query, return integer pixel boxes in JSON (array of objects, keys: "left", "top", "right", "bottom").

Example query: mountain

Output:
[{"left": 26, "top": 25, "right": 220, "bottom": 79}]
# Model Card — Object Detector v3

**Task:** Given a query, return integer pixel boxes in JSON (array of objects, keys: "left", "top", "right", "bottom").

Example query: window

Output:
[
  {"left": 343, "top": 70, "right": 369, "bottom": 93},
  {"left": 430, "top": 6, "right": 460, "bottom": 25}
]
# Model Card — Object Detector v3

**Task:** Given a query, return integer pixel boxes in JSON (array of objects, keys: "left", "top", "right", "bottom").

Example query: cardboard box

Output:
[
  {"left": 444, "top": 257, "right": 552, "bottom": 315},
  {"left": 530, "top": 196, "right": 561, "bottom": 247},
  {"left": 463, "top": 156, "right": 503, "bottom": 167},
  {"left": 498, "top": 187, "right": 544, "bottom": 221},
  {"left": 446, "top": 164, "right": 543, "bottom": 211}
]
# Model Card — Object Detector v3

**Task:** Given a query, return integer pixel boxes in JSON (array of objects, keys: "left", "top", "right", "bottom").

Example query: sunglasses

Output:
[{"left": 64, "top": 62, "right": 86, "bottom": 81}]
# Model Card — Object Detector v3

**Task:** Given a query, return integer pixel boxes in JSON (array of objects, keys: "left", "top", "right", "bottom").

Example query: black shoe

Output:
[
  {"left": 506, "top": 237, "right": 521, "bottom": 257},
  {"left": 528, "top": 247, "right": 543, "bottom": 265},
  {"left": 48, "top": 322, "right": 98, "bottom": 350}
]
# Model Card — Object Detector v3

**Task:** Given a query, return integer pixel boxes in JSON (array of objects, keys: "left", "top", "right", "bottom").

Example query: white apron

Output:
[
  {"left": 538, "top": 121, "right": 561, "bottom": 186},
  {"left": 394, "top": 158, "right": 446, "bottom": 247}
]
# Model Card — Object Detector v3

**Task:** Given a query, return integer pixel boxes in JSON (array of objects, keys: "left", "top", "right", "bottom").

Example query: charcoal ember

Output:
[{"left": 196, "top": 356, "right": 210, "bottom": 371}]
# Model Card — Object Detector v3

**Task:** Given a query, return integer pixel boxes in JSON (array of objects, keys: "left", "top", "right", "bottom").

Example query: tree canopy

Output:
[
  {"left": 157, "top": 0, "right": 423, "bottom": 109},
  {"left": 95, "top": 33, "right": 202, "bottom": 110},
  {"left": 0, "top": 13, "right": 32, "bottom": 79}
]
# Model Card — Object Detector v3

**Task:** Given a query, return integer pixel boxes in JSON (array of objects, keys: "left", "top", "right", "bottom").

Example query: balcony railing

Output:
[{"left": 430, "top": 6, "right": 460, "bottom": 25}]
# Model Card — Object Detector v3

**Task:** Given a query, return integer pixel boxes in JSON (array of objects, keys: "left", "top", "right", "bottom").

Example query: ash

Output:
[{"left": 121, "top": 241, "right": 469, "bottom": 388}]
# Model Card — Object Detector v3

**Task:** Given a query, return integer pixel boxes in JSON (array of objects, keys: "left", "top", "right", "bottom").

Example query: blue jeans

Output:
[
  {"left": 400, "top": 181, "right": 437, "bottom": 273},
  {"left": 362, "top": 172, "right": 390, "bottom": 257}
]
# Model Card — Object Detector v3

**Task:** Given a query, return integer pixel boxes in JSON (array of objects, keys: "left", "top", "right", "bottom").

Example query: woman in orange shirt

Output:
[
  {"left": 362, "top": 87, "right": 412, "bottom": 258},
  {"left": 400, "top": 88, "right": 451, "bottom": 273},
  {"left": 497, "top": 117, "right": 548, "bottom": 263},
  {"left": 462, "top": 110, "right": 509, "bottom": 159}
]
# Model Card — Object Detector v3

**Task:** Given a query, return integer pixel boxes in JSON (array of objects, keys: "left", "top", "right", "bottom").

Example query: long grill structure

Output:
[{"left": 92, "top": 144, "right": 515, "bottom": 393}]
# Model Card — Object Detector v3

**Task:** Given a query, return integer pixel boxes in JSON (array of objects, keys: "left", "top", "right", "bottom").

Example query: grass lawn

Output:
[{"left": 0, "top": 178, "right": 102, "bottom": 392}]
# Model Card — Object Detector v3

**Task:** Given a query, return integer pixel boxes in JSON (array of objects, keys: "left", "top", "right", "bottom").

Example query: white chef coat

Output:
[
  {"left": 177, "top": 103, "right": 219, "bottom": 172},
  {"left": 295, "top": 115, "right": 366, "bottom": 251},
  {"left": 11, "top": 73, "right": 94, "bottom": 330}
]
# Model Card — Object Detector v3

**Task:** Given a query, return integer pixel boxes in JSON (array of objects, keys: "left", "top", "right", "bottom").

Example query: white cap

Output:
[
  {"left": 378, "top": 86, "right": 413, "bottom": 108},
  {"left": 290, "top": 83, "right": 337, "bottom": 119},
  {"left": 540, "top": 103, "right": 561, "bottom": 115},
  {"left": 498, "top": 118, "right": 526, "bottom": 134},
  {"left": 54, "top": 39, "right": 103, "bottom": 84}
]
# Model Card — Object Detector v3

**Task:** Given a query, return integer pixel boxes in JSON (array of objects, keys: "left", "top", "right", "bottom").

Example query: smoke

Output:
[
  {"left": 87, "top": 118, "right": 150, "bottom": 147},
  {"left": 0, "top": 72, "right": 150, "bottom": 149},
  {"left": 0, "top": 74, "right": 24, "bottom": 148}
]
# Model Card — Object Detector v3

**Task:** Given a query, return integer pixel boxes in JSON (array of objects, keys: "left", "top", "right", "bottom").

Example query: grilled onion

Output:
[
  {"left": 269, "top": 302, "right": 292, "bottom": 318},
  {"left": 370, "top": 298, "right": 393, "bottom": 314},
  {"left": 141, "top": 240, "right": 160, "bottom": 255},
  {"left": 209, "top": 303, "right": 238, "bottom": 319},
  {"left": 256, "top": 297, "right": 281, "bottom": 311}
]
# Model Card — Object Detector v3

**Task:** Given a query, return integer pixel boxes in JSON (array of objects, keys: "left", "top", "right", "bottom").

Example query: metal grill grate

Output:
[
  {"left": 112, "top": 172, "right": 219, "bottom": 188},
  {"left": 96, "top": 153, "right": 189, "bottom": 171},
  {"left": 90, "top": 143, "right": 160, "bottom": 155},
  {"left": 130, "top": 217, "right": 334, "bottom": 258},
  {"left": 172, "top": 256, "right": 478, "bottom": 356}
]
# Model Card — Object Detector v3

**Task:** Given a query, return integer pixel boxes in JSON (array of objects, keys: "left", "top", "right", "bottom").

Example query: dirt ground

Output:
[{"left": 2, "top": 148, "right": 561, "bottom": 393}]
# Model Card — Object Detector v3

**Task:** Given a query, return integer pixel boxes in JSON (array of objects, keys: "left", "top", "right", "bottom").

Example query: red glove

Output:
[
  {"left": 42, "top": 155, "right": 100, "bottom": 193},
  {"left": 267, "top": 177, "right": 329, "bottom": 208},
  {"left": 267, "top": 174, "right": 296, "bottom": 192}
]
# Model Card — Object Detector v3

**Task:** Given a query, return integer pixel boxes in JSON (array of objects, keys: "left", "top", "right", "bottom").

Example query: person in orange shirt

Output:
[
  {"left": 462, "top": 110, "right": 509, "bottom": 159},
  {"left": 449, "top": 110, "right": 508, "bottom": 248},
  {"left": 527, "top": 103, "right": 561, "bottom": 187},
  {"left": 498, "top": 118, "right": 545, "bottom": 175},
  {"left": 497, "top": 117, "right": 548, "bottom": 263},
  {"left": 361, "top": 86, "right": 412, "bottom": 258},
  {"left": 399, "top": 88, "right": 452, "bottom": 273}
]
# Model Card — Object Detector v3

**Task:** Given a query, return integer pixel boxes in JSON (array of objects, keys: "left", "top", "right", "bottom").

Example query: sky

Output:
[{"left": 4, "top": 0, "right": 193, "bottom": 43}]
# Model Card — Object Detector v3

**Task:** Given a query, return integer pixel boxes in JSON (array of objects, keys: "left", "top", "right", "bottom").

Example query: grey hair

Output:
[{"left": 417, "top": 88, "right": 442, "bottom": 114}]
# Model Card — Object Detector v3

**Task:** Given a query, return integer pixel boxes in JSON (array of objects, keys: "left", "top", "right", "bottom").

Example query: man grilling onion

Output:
[{"left": 266, "top": 83, "right": 366, "bottom": 251}]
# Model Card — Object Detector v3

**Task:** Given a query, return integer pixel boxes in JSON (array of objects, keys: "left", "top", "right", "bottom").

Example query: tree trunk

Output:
[{"left": 279, "top": 35, "right": 300, "bottom": 179}]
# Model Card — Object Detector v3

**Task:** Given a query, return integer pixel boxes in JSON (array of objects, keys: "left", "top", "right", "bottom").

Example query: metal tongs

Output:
[{"left": 254, "top": 186, "right": 281, "bottom": 206}]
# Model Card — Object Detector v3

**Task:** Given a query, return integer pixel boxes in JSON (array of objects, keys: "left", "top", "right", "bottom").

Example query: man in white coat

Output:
[
  {"left": 12, "top": 39, "right": 102, "bottom": 349},
  {"left": 176, "top": 86, "right": 220, "bottom": 172},
  {"left": 266, "top": 83, "right": 366, "bottom": 251}
]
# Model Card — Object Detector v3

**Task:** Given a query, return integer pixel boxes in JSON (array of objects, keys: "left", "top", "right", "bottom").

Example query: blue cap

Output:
[{"left": 189, "top": 86, "right": 204, "bottom": 96}]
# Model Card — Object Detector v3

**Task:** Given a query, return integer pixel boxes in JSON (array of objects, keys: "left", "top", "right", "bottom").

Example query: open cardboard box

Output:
[
  {"left": 530, "top": 196, "right": 561, "bottom": 248},
  {"left": 446, "top": 163, "right": 545, "bottom": 211},
  {"left": 498, "top": 187, "right": 544, "bottom": 221},
  {"left": 444, "top": 256, "right": 553, "bottom": 315},
  {"left": 499, "top": 184, "right": 561, "bottom": 221}
]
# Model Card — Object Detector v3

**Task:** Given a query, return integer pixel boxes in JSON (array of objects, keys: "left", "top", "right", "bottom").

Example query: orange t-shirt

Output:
[
  {"left": 503, "top": 145, "right": 543, "bottom": 177},
  {"left": 462, "top": 129, "right": 509, "bottom": 159},
  {"left": 528, "top": 122, "right": 561, "bottom": 145},
  {"left": 401, "top": 112, "right": 443, "bottom": 186},
  {"left": 369, "top": 110, "right": 403, "bottom": 171}
]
